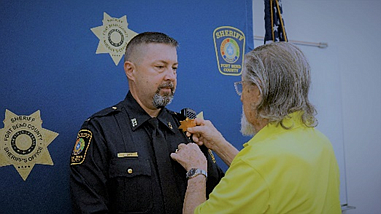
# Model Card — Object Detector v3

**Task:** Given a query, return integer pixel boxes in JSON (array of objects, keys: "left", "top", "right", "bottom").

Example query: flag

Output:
[{"left": 264, "top": 0, "right": 287, "bottom": 43}]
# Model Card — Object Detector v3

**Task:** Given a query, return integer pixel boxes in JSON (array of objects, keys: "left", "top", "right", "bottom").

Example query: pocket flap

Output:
[{"left": 109, "top": 158, "right": 151, "bottom": 178}]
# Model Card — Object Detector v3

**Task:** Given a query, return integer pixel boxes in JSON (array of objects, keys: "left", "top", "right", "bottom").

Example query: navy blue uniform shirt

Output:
[{"left": 70, "top": 91, "right": 224, "bottom": 214}]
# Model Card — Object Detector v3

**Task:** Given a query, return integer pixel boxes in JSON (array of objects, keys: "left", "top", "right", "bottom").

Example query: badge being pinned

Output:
[
  {"left": 178, "top": 118, "right": 196, "bottom": 132},
  {"left": 178, "top": 112, "right": 204, "bottom": 132}
]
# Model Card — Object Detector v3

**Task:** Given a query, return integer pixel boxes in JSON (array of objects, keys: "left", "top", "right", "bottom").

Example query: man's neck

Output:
[
  {"left": 145, "top": 107, "right": 161, "bottom": 118},
  {"left": 130, "top": 91, "right": 161, "bottom": 118}
]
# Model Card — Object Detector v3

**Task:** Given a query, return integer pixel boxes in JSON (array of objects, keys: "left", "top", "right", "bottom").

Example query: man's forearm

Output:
[
  {"left": 183, "top": 175, "right": 207, "bottom": 214},
  {"left": 214, "top": 140, "right": 239, "bottom": 166}
]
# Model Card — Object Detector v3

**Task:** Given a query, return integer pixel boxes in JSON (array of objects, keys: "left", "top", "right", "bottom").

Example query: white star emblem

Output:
[
  {"left": 227, "top": 44, "right": 234, "bottom": 55},
  {"left": 91, "top": 12, "right": 138, "bottom": 65},
  {"left": 273, "top": 24, "right": 279, "bottom": 32}
]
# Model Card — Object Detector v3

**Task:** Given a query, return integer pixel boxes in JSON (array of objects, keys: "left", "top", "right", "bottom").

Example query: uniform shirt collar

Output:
[{"left": 122, "top": 91, "right": 176, "bottom": 133}]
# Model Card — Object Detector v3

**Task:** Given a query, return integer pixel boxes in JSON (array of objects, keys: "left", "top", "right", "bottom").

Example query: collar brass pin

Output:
[
  {"left": 168, "top": 122, "right": 173, "bottom": 130},
  {"left": 131, "top": 118, "right": 138, "bottom": 127}
]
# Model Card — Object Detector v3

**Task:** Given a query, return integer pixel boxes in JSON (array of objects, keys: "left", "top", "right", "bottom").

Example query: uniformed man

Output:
[{"left": 70, "top": 32, "right": 224, "bottom": 213}]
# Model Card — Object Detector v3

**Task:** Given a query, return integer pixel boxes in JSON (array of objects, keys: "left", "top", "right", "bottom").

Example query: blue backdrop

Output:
[{"left": 0, "top": 1, "right": 253, "bottom": 213}]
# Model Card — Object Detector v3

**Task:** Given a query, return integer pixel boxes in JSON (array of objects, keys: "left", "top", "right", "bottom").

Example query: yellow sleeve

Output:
[{"left": 195, "top": 158, "right": 270, "bottom": 214}]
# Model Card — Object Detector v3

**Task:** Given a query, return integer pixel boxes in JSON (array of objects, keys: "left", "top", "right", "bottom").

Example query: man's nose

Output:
[{"left": 164, "top": 68, "right": 176, "bottom": 80}]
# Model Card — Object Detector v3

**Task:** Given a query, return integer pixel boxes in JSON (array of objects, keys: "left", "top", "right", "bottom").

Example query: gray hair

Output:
[
  {"left": 243, "top": 42, "right": 317, "bottom": 128},
  {"left": 124, "top": 32, "right": 178, "bottom": 62}
]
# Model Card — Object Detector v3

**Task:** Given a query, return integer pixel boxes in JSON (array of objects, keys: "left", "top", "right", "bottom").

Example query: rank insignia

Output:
[
  {"left": 131, "top": 118, "right": 138, "bottom": 127},
  {"left": 168, "top": 122, "right": 173, "bottom": 130}
]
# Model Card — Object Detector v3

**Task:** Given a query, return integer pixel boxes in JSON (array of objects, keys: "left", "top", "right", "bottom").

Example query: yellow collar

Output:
[{"left": 244, "top": 111, "right": 306, "bottom": 147}]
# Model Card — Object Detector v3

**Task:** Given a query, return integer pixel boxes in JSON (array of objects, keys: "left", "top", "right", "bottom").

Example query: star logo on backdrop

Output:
[
  {"left": 91, "top": 12, "right": 138, "bottom": 66},
  {"left": 0, "top": 110, "right": 58, "bottom": 181}
]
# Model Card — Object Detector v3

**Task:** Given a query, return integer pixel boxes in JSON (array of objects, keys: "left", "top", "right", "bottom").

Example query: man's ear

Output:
[
  {"left": 253, "top": 84, "right": 263, "bottom": 105},
  {"left": 124, "top": 60, "right": 135, "bottom": 80}
]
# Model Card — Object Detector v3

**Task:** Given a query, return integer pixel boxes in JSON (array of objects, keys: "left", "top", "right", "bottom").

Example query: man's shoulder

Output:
[
  {"left": 83, "top": 101, "right": 125, "bottom": 124},
  {"left": 164, "top": 108, "right": 182, "bottom": 120},
  {"left": 92, "top": 105, "right": 122, "bottom": 118}
]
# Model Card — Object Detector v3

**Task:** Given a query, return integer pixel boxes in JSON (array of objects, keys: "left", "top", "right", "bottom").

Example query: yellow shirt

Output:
[{"left": 195, "top": 112, "right": 341, "bottom": 214}]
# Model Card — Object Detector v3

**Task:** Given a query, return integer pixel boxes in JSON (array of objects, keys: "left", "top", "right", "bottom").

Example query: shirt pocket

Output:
[{"left": 108, "top": 158, "right": 153, "bottom": 213}]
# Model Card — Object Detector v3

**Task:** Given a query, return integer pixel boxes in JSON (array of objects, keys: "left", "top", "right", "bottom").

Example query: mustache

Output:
[{"left": 158, "top": 82, "right": 175, "bottom": 91}]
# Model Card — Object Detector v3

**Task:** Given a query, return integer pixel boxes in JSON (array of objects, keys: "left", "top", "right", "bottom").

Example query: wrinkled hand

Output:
[
  {"left": 186, "top": 118, "right": 225, "bottom": 151},
  {"left": 170, "top": 143, "right": 207, "bottom": 172}
]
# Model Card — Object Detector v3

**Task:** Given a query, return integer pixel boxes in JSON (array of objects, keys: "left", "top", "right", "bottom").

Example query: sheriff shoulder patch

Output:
[{"left": 70, "top": 129, "right": 92, "bottom": 165}]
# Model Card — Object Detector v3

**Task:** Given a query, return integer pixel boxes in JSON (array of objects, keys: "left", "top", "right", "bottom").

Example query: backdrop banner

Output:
[{"left": 0, "top": 1, "right": 253, "bottom": 213}]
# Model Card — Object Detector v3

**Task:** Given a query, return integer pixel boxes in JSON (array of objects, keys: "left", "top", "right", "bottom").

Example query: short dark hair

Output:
[{"left": 124, "top": 32, "right": 178, "bottom": 62}]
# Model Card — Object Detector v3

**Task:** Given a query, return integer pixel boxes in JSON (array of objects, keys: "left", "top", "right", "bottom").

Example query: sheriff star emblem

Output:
[
  {"left": 0, "top": 110, "right": 58, "bottom": 181},
  {"left": 91, "top": 12, "right": 138, "bottom": 65}
]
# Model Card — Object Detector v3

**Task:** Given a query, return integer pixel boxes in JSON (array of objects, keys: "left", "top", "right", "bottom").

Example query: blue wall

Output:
[{"left": 0, "top": 1, "right": 253, "bottom": 213}]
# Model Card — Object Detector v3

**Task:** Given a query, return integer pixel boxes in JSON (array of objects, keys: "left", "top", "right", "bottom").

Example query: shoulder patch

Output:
[{"left": 70, "top": 129, "right": 92, "bottom": 165}]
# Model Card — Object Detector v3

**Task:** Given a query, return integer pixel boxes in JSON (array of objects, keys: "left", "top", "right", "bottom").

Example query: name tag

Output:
[{"left": 117, "top": 152, "right": 138, "bottom": 158}]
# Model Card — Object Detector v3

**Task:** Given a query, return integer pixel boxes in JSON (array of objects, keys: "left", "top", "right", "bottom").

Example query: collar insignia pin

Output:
[{"left": 131, "top": 118, "right": 138, "bottom": 127}]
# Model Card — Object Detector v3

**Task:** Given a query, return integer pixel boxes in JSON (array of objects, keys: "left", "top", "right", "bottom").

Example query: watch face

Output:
[
  {"left": 187, "top": 168, "right": 197, "bottom": 178},
  {"left": 186, "top": 168, "right": 207, "bottom": 179},
  {"left": 189, "top": 168, "right": 196, "bottom": 175},
  {"left": 187, "top": 168, "right": 195, "bottom": 176}
]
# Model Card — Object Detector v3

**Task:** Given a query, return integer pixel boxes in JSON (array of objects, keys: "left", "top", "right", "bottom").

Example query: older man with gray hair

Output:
[{"left": 171, "top": 42, "right": 341, "bottom": 214}]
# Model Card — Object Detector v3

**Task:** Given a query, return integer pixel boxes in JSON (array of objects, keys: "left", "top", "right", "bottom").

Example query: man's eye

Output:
[{"left": 156, "top": 66, "right": 165, "bottom": 69}]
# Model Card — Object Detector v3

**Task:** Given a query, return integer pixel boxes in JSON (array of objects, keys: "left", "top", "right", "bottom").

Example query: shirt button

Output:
[{"left": 127, "top": 168, "right": 133, "bottom": 174}]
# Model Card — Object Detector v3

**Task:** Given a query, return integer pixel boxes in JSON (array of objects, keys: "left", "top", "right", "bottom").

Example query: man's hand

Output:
[
  {"left": 170, "top": 143, "right": 207, "bottom": 171},
  {"left": 186, "top": 118, "right": 226, "bottom": 151},
  {"left": 185, "top": 118, "right": 239, "bottom": 167}
]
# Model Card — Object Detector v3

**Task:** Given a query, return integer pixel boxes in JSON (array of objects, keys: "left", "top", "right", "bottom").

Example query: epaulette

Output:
[{"left": 84, "top": 105, "right": 122, "bottom": 122}]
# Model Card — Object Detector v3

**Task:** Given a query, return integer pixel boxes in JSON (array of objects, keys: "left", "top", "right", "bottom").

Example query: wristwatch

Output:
[{"left": 186, "top": 168, "right": 207, "bottom": 180}]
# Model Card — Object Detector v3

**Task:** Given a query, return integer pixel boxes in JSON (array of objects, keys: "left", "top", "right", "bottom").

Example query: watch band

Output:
[{"left": 186, "top": 168, "right": 207, "bottom": 180}]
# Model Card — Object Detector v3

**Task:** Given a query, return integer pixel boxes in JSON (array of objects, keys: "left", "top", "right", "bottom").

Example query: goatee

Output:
[{"left": 152, "top": 82, "right": 175, "bottom": 108}]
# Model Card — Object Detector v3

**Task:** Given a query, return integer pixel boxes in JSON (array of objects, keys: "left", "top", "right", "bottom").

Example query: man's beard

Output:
[
  {"left": 152, "top": 82, "right": 175, "bottom": 109},
  {"left": 240, "top": 109, "right": 257, "bottom": 136}
]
